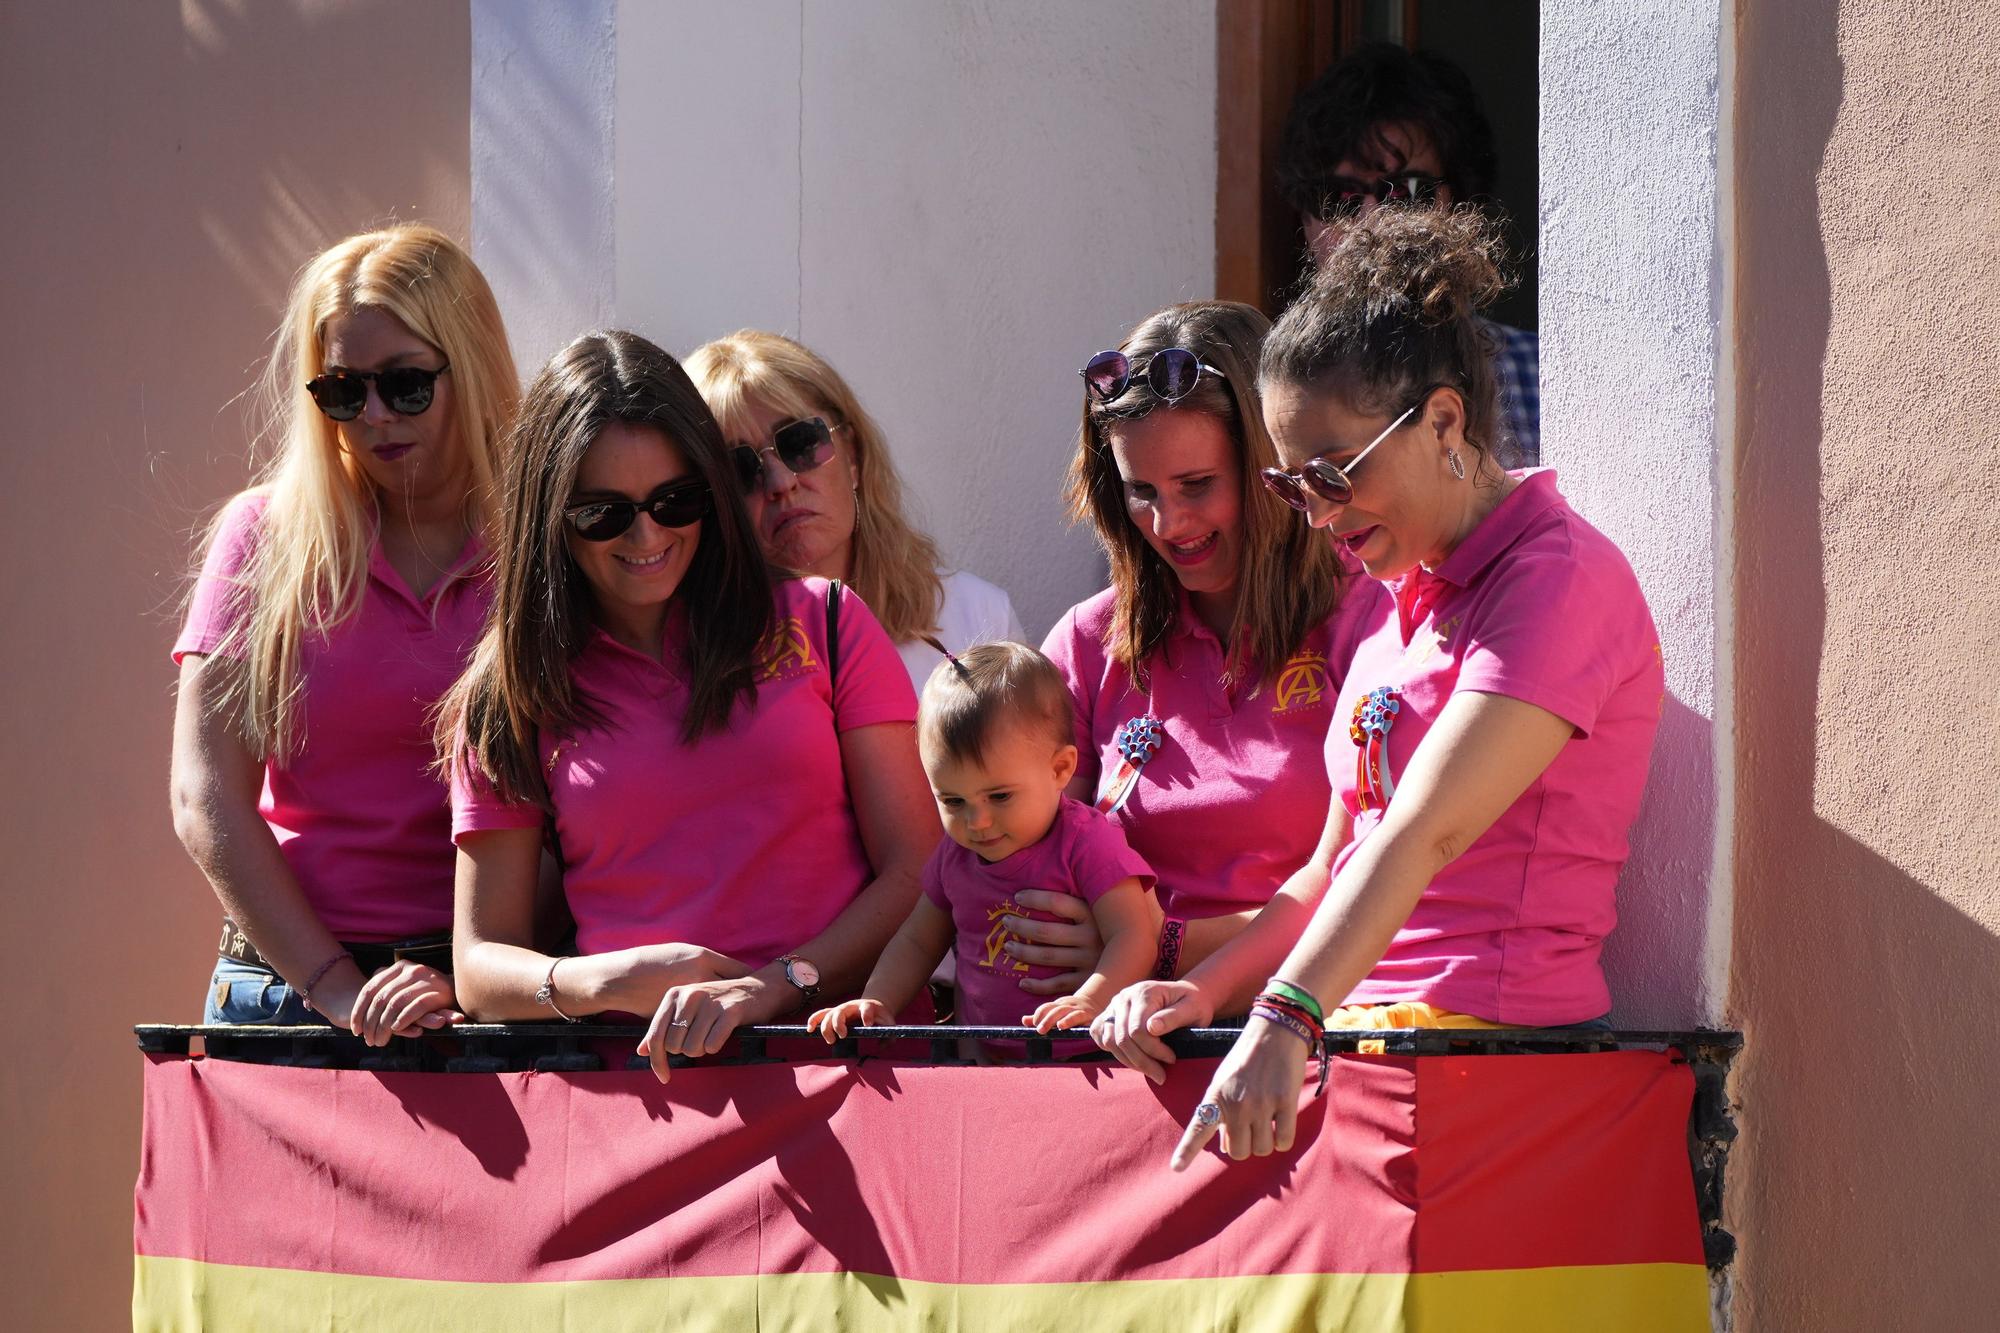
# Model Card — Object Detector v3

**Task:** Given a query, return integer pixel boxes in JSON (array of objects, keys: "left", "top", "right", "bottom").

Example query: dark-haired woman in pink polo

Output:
[
  {"left": 440, "top": 330, "right": 935, "bottom": 1082},
  {"left": 1094, "top": 209, "right": 1663, "bottom": 1170}
]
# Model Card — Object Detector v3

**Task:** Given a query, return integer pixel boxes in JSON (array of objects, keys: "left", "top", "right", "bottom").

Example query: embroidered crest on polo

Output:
[
  {"left": 1095, "top": 714, "right": 1164, "bottom": 817},
  {"left": 1350, "top": 686, "right": 1404, "bottom": 812}
]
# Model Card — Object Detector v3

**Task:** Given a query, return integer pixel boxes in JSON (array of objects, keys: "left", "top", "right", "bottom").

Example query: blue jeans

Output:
[{"left": 202, "top": 957, "right": 322, "bottom": 1026}]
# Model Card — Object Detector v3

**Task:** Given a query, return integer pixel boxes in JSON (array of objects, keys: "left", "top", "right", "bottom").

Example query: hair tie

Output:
[{"left": 920, "top": 635, "right": 972, "bottom": 683}]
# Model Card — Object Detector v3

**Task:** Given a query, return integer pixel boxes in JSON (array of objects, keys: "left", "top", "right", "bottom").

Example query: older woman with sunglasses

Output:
[
  {"left": 1096, "top": 210, "right": 1664, "bottom": 1171},
  {"left": 171, "top": 225, "right": 518, "bottom": 1043},
  {"left": 1015, "top": 301, "right": 1385, "bottom": 1003},
  {"left": 440, "top": 331, "right": 935, "bottom": 1081},
  {"left": 686, "top": 331, "right": 1024, "bottom": 692}
]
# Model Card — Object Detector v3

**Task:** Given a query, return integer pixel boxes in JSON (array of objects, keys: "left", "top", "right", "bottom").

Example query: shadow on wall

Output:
[
  {"left": 1601, "top": 690, "right": 1710, "bottom": 1030},
  {"left": 1731, "top": 1, "right": 2000, "bottom": 1327}
]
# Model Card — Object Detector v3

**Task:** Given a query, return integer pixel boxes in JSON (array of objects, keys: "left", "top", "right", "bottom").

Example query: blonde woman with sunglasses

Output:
[
  {"left": 687, "top": 331, "right": 1024, "bottom": 692},
  {"left": 171, "top": 225, "right": 518, "bottom": 1044}
]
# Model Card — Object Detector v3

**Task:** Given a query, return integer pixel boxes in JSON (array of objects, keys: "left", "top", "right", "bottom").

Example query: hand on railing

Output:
[{"left": 1090, "top": 980, "right": 1215, "bottom": 1084}]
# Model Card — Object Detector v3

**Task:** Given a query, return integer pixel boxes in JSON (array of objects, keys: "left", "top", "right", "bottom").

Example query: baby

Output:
[{"left": 808, "top": 641, "right": 1158, "bottom": 1042}]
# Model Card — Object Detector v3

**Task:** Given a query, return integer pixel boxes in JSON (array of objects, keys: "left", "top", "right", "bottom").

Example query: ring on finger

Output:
[
  {"left": 668, "top": 1019, "right": 692, "bottom": 1028},
  {"left": 1193, "top": 1100, "right": 1222, "bottom": 1128}
]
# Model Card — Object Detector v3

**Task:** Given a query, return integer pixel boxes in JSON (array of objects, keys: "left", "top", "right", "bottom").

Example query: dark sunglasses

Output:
[
  {"left": 1317, "top": 173, "right": 1446, "bottom": 218},
  {"left": 562, "top": 477, "right": 712, "bottom": 542},
  {"left": 1079, "top": 347, "right": 1225, "bottom": 411},
  {"left": 1260, "top": 396, "right": 1428, "bottom": 511},
  {"left": 305, "top": 363, "right": 450, "bottom": 422},
  {"left": 731, "top": 417, "right": 838, "bottom": 491}
]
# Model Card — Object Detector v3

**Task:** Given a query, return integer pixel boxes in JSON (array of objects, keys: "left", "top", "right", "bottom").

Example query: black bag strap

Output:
[{"left": 825, "top": 579, "right": 841, "bottom": 689}]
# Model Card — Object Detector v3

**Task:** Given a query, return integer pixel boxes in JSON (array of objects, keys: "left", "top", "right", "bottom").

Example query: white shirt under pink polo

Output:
[
  {"left": 1330, "top": 469, "right": 1665, "bottom": 1025},
  {"left": 174, "top": 491, "right": 492, "bottom": 942},
  {"left": 1042, "top": 576, "right": 1387, "bottom": 921},
  {"left": 451, "top": 578, "right": 919, "bottom": 968}
]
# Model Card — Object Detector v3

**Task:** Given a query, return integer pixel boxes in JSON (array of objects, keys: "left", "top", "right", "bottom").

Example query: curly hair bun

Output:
[{"left": 1314, "top": 204, "right": 1508, "bottom": 326}]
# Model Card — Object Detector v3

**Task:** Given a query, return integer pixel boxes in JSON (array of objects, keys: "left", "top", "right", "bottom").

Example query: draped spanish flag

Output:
[{"left": 134, "top": 1051, "right": 1707, "bottom": 1331}]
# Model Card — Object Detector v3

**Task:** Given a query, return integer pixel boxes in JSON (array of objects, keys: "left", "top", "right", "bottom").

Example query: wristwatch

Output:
[{"left": 776, "top": 953, "right": 821, "bottom": 1006}]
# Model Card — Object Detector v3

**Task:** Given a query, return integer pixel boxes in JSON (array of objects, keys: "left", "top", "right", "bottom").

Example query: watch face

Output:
[{"left": 790, "top": 958, "right": 821, "bottom": 988}]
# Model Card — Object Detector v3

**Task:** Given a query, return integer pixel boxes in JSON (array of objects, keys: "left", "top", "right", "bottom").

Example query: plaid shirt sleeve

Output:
[{"left": 1483, "top": 318, "right": 1541, "bottom": 467}]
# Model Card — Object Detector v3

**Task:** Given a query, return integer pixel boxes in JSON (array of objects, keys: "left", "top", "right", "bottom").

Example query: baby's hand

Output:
[
  {"left": 1024, "top": 994, "right": 1101, "bottom": 1034},
  {"left": 805, "top": 998, "right": 893, "bottom": 1042}
]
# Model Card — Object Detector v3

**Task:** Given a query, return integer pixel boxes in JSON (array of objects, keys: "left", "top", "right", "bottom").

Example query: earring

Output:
[{"left": 1447, "top": 449, "right": 1465, "bottom": 480}]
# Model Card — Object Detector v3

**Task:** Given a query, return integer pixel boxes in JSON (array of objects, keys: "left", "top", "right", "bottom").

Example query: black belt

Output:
[{"left": 218, "top": 919, "right": 453, "bottom": 977}]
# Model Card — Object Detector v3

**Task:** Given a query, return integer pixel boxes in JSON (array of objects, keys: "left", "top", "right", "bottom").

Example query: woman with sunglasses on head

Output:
[
  {"left": 1023, "top": 301, "right": 1386, "bottom": 1006},
  {"left": 685, "top": 331, "right": 1024, "bottom": 692},
  {"left": 440, "top": 331, "right": 935, "bottom": 1081},
  {"left": 1095, "top": 209, "right": 1664, "bottom": 1172},
  {"left": 171, "top": 224, "right": 519, "bottom": 1043}
]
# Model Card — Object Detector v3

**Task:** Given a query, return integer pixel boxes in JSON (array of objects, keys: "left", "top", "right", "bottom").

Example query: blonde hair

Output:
[
  {"left": 685, "top": 331, "right": 943, "bottom": 644},
  {"left": 1066, "top": 301, "right": 1346, "bottom": 691},
  {"left": 206, "top": 224, "right": 518, "bottom": 759}
]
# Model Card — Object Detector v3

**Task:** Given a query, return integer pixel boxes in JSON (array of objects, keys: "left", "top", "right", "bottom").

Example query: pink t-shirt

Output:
[
  {"left": 1332, "top": 470, "right": 1664, "bottom": 1025},
  {"left": 174, "top": 491, "right": 491, "bottom": 942},
  {"left": 451, "top": 578, "right": 919, "bottom": 968},
  {"left": 1042, "top": 576, "right": 1386, "bottom": 920},
  {"left": 921, "top": 797, "right": 1154, "bottom": 1028}
]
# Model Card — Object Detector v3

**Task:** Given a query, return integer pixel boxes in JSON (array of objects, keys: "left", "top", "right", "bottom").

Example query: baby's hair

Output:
[{"left": 918, "top": 640, "right": 1076, "bottom": 766}]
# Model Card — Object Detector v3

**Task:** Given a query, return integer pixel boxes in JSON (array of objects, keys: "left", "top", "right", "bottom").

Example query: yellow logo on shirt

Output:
[
  {"left": 755, "top": 616, "right": 819, "bottom": 681},
  {"left": 982, "top": 901, "right": 1030, "bottom": 973},
  {"left": 1407, "top": 615, "right": 1463, "bottom": 667},
  {"left": 1271, "top": 649, "right": 1329, "bottom": 714}
]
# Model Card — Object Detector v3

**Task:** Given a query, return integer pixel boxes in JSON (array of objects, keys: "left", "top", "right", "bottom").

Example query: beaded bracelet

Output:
[
  {"left": 1153, "top": 916, "right": 1186, "bottom": 981},
  {"left": 298, "top": 950, "right": 353, "bottom": 1015},
  {"left": 1264, "top": 977, "right": 1324, "bottom": 1023}
]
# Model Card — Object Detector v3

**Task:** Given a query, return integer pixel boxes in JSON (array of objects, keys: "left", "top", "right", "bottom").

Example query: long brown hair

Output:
[
  {"left": 685, "top": 330, "right": 944, "bottom": 643},
  {"left": 210, "top": 224, "right": 518, "bottom": 759},
  {"left": 438, "top": 331, "right": 776, "bottom": 805},
  {"left": 1065, "top": 301, "right": 1345, "bottom": 691}
]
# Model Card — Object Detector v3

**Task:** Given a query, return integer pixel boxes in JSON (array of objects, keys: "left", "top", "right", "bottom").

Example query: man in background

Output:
[{"left": 1277, "top": 43, "right": 1540, "bottom": 465}]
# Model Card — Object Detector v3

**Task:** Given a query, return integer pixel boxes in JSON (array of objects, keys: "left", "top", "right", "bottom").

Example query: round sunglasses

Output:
[
  {"left": 1078, "top": 347, "right": 1225, "bottom": 413},
  {"left": 731, "top": 417, "right": 839, "bottom": 491},
  {"left": 1316, "top": 172, "right": 1447, "bottom": 219},
  {"left": 562, "top": 477, "right": 712, "bottom": 542},
  {"left": 305, "top": 363, "right": 450, "bottom": 422},
  {"left": 1259, "top": 395, "right": 1431, "bottom": 510}
]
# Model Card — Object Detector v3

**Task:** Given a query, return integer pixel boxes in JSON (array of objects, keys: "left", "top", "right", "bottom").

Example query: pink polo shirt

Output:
[
  {"left": 451, "top": 578, "right": 919, "bottom": 968},
  {"left": 1332, "top": 470, "right": 1664, "bottom": 1025},
  {"left": 174, "top": 490, "right": 491, "bottom": 942},
  {"left": 1042, "top": 576, "right": 1386, "bottom": 921},
  {"left": 922, "top": 797, "right": 1154, "bottom": 1028}
]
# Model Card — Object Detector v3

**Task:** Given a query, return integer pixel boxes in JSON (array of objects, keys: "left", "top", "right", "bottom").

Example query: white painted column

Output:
[
  {"left": 471, "top": 0, "right": 618, "bottom": 376},
  {"left": 1541, "top": 1, "right": 1729, "bottom": 1025}
]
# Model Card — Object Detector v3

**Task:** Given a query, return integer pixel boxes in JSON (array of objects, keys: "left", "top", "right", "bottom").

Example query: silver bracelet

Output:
[{"left": 535, "top": 956, "right": 581, "bottom": 1023}]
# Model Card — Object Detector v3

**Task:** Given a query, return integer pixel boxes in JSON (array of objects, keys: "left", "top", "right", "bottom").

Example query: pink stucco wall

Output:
[
  {"left": 1728, "top": 1, "right": 2000, "bottom": 1326},
  {"left": 0, "top": 3, "right": 469, "bottom": 1326}
]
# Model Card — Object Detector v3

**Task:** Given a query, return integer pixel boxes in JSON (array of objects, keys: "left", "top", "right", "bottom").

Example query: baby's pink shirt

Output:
[
  {"left": 451, "top": 579, "right": 919, "bottom": 968},
  {"left": 1042, "top": 576, "right": 1385, "bottom": 920},
  {"left": 1331, "top": 470, "right": 1665, "bottom": 1024},
  {"left": 922, "top": 797, "right": 1153, "bottom": 1028},
  {"left": 174, "top": 491, "right": 491, "bottom": 942}
]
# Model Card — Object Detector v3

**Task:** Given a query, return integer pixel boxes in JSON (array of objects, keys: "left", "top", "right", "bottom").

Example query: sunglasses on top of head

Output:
[
  {"left": 305, "top": 363, "right": 450, "bottom": 422},
  {"left": 1078, "top": 347, "right": 1226, "bottom": 414},
  {"left": 1259, "top": 388, "right": 1443, "bottom": 511},
  {"left": 1316, "top": 172, "right": 1447, "bottom": 219},
  {"left": 731, "top": 417, "right": 840, "bottom": 490},
  {"left": 562, "top": 477, "right": 712, "bottom": 542}
]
